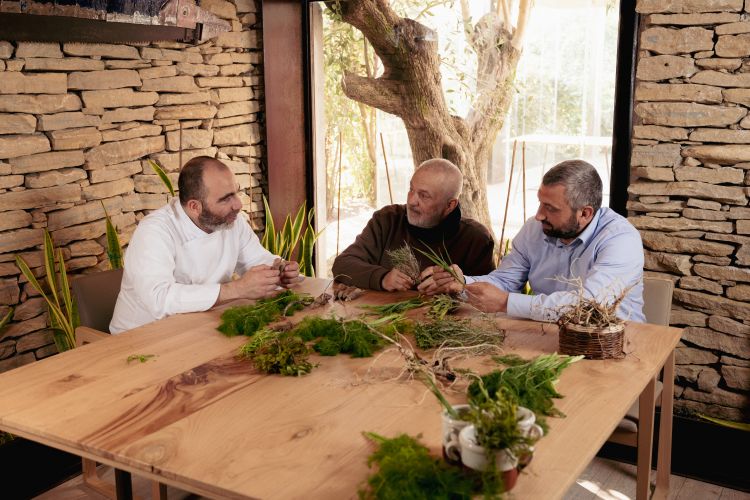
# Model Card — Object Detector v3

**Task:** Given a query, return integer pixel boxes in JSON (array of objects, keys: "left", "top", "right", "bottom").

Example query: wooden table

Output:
[{"left": 0, "top": 278, "right": 681, "bottom": 499}]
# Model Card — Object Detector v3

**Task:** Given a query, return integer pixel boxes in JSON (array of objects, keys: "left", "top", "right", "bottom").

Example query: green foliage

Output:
[
  {"left": 360, "top": 297, "right": 426, "bottom": 316},
  {"left": 238, "top": 328, "right": 314, "bottom": 376},
  {"left": 413, "top": 318, "right": 503, "bottom": 351},
  {"left": 15, "top": 230, "right": 78, "bottom": 352},
  {"left": 468, "top": 385, "right": 528, "bottom": 454},
  {"left": 360, "top": 432, "right": 476, "bottom": 500},
  {"left": 260, "top": 196, "right": 323, "bottom": 277},
  {"left": 148, "top": 159, "right": 175, "bottom": 197},
  {"left": 414, "top": 241, "right": 465, "bottom": 286},
  {"left": 126, "top": 354, "right": 156, "bottom": 364},
  {"left": 323, "top": 10, "right": 377, "bottom": 213},
  {"left": 468, "top": 353, "right": 582, "bottom": 432},
  {"left": 102, "top": 201, "right": 123, "bottom": 270},
  {"left": 217, "top": 290, "right": 313, "bottom": 337},
  {"left": 426, "top": 294, "right": 461, "bottom": 321},
  {"left": 235, "top": 313, "right": 407, "bottom": 376},
  {"left": 296, "top": 316, "right": 389, "bottom": 358}
]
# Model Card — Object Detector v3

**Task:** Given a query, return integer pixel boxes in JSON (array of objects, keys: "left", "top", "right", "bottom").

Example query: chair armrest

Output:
[{"left": 75, "top": 326, "right": 110, "bottom": 347}]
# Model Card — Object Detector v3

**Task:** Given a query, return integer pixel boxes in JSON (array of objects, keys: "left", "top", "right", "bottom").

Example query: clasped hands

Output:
[
  {"left": 415, "top": 265, "right": 509, "bottom": 314},
  {"left": 221, "top": 258, "right": 303, "bottom": 302}
]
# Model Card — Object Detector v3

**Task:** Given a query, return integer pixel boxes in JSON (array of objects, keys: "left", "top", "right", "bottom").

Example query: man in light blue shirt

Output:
[{"left": 418, "top": 159, "right": 645, "bottom": 322}]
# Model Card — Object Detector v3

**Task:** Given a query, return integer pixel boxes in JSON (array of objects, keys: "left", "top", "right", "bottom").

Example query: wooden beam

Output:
[{"left": 262, "top": 0, "right": 310, "bottom": 226}]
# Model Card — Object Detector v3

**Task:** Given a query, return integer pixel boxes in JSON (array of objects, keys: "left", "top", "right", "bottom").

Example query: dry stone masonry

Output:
[
  {"left": 0, "top": 0, "right": 266, "bottom": 371},
  {"left": 632, "top": 0, "right": 750, "bottom": 421}
]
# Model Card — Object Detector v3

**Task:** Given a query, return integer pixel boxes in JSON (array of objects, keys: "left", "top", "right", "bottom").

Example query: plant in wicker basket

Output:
[{"left": 556, "top": 280, "right": 632, "bottom": 360}]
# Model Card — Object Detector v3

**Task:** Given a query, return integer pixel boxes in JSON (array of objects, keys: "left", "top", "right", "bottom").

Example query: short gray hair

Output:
[
  {"left": 416, "top": 158, "right": 463, "bottom": 200},
  {"left": 542, "top": 160, "right": 603, "bottom": 212}
]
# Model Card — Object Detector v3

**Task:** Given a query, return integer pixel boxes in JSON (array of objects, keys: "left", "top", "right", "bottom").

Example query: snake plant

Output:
[{"left": 15, "top": 230, "right": 79, "bottom": 352}]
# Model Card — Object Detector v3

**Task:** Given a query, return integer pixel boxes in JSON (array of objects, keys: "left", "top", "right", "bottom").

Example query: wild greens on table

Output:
[
  {"left": 234, "top": 311, "right": 410, "bottom": 376},
  {"left": 468, "top": 353, "right": 583, "bottom": 432},
  {"left": 217, "top": 290, "right": 313, "bottom": 337},
  {"left": 360, "top": 432, "right": 478, "bottom": 500}
]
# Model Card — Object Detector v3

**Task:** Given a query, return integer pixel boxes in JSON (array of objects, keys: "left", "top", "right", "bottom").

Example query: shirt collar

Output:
[
  {"left": 172, "top": 198, "right": 209, "bottom": 240},
  {"left": 543, "top": 207, "right": 603, "bottom": 247},
  {"left": 576, "top": 207, "right": 602, "bottom": 245}
]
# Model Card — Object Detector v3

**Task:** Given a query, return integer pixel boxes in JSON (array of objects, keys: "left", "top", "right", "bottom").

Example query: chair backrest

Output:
[
  {"left": 71, "top": 268, "right": 124, "bottom": 333},
  {"left": 642, "top": 276, "right": 674, "bottom": 326}
]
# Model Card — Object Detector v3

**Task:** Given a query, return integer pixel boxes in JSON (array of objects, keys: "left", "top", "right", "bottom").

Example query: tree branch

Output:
[
  {"left": 459, "top": 0, "right": 475, "bottom": 49},
  {"left": 342, "top": 72, "right": 403, "bottom": 116},
  {"left": 512, "top": 0, "right": 533, "bottom": 50}
]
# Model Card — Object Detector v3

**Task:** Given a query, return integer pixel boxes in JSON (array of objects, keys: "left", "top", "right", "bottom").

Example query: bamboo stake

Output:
[
  {"left": 522, "top": 141, "right": 527, "bottom": 222},
  {"left": 499, "top": 140, "right": 517, "bottom": 253},
  {"left": 379, "top": 133, "right": 394, "bottom": 205},
  {"left": 336, "top": 129, "right": 343, "bottom": 256}
]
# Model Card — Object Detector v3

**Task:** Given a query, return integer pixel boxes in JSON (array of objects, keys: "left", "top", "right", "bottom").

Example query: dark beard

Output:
[
  {"left": 541, "top": 213, "right": 581, "bottom": 239},
  {"left": 199, "top": 207, "right": 238, "bottom": 232}
]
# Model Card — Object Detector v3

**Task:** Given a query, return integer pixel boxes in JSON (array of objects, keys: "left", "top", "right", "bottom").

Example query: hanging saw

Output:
[{"left": 0, "top": 0, "right": 231, "bottom": 44}]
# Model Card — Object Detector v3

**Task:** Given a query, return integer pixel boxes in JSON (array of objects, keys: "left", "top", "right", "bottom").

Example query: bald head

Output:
[
  {"left": 415, "top": 158, "right": 463, "bottom": 201},
  {"left": 178, "top": 156, "right": 230, "bottom": 205}
]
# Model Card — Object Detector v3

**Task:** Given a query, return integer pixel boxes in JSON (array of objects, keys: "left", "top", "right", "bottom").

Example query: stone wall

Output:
[
  {"left": 0, "top": 0, "right": 266, "bottom": 372},
  {"left": 632, "top": 0, "right": 750, "bottom": 420}
]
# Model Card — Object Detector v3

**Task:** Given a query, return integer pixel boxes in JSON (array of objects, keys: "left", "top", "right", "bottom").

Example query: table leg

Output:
[
  {"left": 636, "top": 377, "right": 656, "bottom": 500},
  {"left": 652, "top": 351, "right": 675, "bottom": 500},
  {"left": 114, "top": 469, "right": 133, "bottom": 500}
]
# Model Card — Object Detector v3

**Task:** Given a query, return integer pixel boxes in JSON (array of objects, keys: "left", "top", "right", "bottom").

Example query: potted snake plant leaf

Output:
[{"left": 15, "top": 230, "right": 78, "bottom": 352}]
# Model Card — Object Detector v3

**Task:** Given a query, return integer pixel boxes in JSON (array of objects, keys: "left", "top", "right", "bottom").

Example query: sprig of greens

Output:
[
  {"left": 414, "top": 240, "right": 465, "bottom": 286},
  {"left": 360, "top": 296, "right": 426, "bottom": 316},
  {"left": 126, "top": 354, "right": 156, "bottom": 364},
  {"left": 468, "top": 353, "right": 583, "bottom": 432}
]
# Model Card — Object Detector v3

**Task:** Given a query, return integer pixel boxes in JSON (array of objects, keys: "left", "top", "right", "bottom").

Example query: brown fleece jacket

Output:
[{"left": 331, "top": 204, "right": 495, "bottom": 290}]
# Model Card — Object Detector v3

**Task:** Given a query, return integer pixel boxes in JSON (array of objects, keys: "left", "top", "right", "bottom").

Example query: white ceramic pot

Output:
[
  {"left": 458, "top": 424, "right": 519, "bottom": 472},
  {"left": 456, "top": 405, "right": 543, "bottom": 472},
  {"left": 441, "top": 404, "right": 471, "bottom": 464}
]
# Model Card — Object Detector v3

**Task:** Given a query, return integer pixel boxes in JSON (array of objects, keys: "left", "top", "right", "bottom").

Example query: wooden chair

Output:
[
  {"left": 607, "top": 276, "right": 674, "bottom": 496},
  {"left": 71, "top": 269, "right": 167, "bottom": 500}
]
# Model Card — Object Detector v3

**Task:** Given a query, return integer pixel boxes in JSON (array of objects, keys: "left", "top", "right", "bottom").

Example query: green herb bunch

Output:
[
  {"left": 296, "top": 314, "right": 408, "bottom": 358},
  {"left": 237, "top": 314, "right": 409, "bottom": 376},
  {"left": 385, "top": 244, "right": 422, "bottom": 284},
  {"left": 469, "top": 385, "right": 530, "bottom": 454},
  {"left": 426, "top": 294, "right": 462, "bottom": 321},
  {"left": 360, "top": 296, "right": 426, "bottom": 316},
  {"left": 360, "top": 432, "right": 476, "bottom": 500},
  {"left": 238, "top": 328, "right": 314, "bottom": 376},
  {"left": 468, "top": 353, "right": 583, "bottom": 432},
  {"left": 218, "top": 290, "right": 313, "bottom": 337},
  {"left": 414, "top": 318, "right": 503, "bottom": 351},
  {"left": 414, "top": 241, "right": 465, "bottom": 286}
]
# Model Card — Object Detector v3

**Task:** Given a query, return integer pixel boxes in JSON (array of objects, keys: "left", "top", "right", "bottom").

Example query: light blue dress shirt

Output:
[{"left": 468, "top": 207, "right": 645, "bottom": 323}]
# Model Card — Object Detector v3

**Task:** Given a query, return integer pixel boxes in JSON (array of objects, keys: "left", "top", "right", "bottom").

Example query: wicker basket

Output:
[{"left": 558, "top": 322, "right": 625, "bottom": 360}]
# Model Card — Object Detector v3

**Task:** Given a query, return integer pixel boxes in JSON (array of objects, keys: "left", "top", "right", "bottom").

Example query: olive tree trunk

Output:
[{"left": 327, "top": 0, "right": 531, "bottom": 231}]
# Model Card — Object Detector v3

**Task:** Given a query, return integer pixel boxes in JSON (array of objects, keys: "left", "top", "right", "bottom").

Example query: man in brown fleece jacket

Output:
[{"left": 331, "top": 158, "right": 495, "bottom": 291}]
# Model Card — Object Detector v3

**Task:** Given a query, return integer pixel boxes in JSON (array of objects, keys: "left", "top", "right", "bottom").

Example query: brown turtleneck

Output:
[{"left": 331, "top": 204, "right": 495, "bottom": 290}]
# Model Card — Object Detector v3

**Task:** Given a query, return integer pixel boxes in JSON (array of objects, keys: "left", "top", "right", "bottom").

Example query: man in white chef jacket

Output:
[{"left": 110, "top": 156, "right": 301, "bottom": 333}]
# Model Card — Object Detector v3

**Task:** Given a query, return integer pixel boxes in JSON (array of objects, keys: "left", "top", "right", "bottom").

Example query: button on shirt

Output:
[
  {"left": 468, "top": 207, "right": 645, "bottom": 322},
  {"left": 110, "top": 198, "right": 276, "bottom": 333}
]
